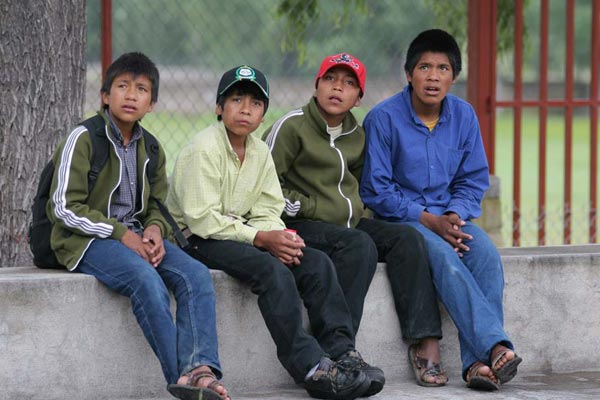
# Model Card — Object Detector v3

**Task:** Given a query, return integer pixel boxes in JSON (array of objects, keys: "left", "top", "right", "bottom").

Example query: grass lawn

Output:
[{"left": 140, "top": 107, "right": 599, "bottom": 247}]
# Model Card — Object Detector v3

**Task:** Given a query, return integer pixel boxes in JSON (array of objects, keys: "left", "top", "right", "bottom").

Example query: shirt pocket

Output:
[{"left": 446, "top": 148, "right": 465, "bottom": 179}]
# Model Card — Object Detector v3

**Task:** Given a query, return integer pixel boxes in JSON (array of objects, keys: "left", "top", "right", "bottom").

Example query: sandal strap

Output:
[
  {"left": 185, "top": 370, "right": 228, "bottom": 398},
  {"left": 184, "top": 370, "right": 217, "bottom": 387},
  {"left": 467, "top": 362, "right": 483, "bottom": 380},
  {"left": 491, "top": 349, "right": 509, "bottom": 370},
  {"left": 413, "top": 353, "right": 446, "bottom": 380}
]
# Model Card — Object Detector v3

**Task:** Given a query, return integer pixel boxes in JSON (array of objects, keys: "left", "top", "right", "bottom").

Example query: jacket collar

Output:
[{"left": 306, "top": 97, "right": 360, "bottom": 139}]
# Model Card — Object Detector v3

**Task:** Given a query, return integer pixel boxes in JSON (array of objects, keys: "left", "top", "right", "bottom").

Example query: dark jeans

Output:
[
  {"left": 286, "top": 218, "right": 442, "bottom": 340},
  {"left": 185, "top": 236, "right": 355, "bottom": 383}
]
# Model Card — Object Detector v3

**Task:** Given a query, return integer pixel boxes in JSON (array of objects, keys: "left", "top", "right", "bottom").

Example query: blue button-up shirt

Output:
[{"left": 360, "top": 85, "right": 489, "bottom": 222}]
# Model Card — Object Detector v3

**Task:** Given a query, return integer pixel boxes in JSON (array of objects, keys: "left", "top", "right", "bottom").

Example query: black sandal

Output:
[
  {"left": 491, "top": 348, "right": 522, "bottom": 384},
  {"left": 466, "top": 362, "right": 499, "bottom": 391},
  {"left": 167, "top": 370, "right": 230, "bottom": 400}
]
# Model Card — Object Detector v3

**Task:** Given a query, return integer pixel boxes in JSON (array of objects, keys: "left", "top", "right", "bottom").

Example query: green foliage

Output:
[
  {"left": 275, "top": 0, "right": 368, "bottom": 64},
  {"left": 423, "top": 0, "right": 525, "bottom": 56}
]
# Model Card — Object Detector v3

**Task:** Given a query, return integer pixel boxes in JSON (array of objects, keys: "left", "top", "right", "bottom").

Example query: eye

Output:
[
  {"left": 440, "top": 65, "right": 450, "bottom": 71},
  {"left": 345, "top": 79, "right": 356, "bottom": 86},
  {"left": 252, "top": 100, "right": 263, "bottom": 107},
  {"left": 323, "top": 75, "right": 334, "bottom": 81}
]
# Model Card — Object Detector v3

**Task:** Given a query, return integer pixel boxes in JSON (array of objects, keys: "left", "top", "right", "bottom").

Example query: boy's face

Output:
[
  {"left": 314, "top": 66, "right": 361, "bottom": 126},
  {"left": 406, "top": 51, "right": 456, "bottom": 114},
  {"left": 102, "top": 72, "right": 155, "bottom": 134},
  {"left": 216, "top": 91, "right": 265, "bottom": 140}
]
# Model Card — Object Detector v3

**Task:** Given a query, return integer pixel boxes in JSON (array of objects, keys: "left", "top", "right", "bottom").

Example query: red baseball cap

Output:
[{"left": 315, "top": 52, "right": 366, "bottom": 97}]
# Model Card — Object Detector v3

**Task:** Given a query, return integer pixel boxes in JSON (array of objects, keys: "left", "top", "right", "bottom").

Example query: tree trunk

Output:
[{"left": 0, "top": 0, "right": 86, "bottom": 267}]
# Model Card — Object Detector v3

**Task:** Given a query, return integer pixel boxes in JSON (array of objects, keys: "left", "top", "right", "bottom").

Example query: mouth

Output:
[
  {"left": 328, "top": 95, "right": 343, "bottom": 103},
  {"left": 424, "top": 86, "right": 440, "bottom": 95},
  {"left": 122, "top": 105, "right": 138, "bottom": 112},
  {"left": 236, "top": 120, "right": 250, "bottom": 126}
]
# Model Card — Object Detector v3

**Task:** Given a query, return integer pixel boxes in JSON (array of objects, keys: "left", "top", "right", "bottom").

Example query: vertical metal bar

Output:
[
  {"left": 564, "top": 0, "right": 575, "bottom": 244},
  {"left": 512, "top": 0, "right": 524, "bottom": 246},
  {"left": 101, "top": 0, "right": 112, "bottom": 79},
  {"left": 467, "top": 0, "right": 497, "bottom": 174},
  {"left": 538, "top": 0, "right": 549, "bottom": 245},
  {"left": 590, "top": 0, "right": 600, "bottom": 242}
]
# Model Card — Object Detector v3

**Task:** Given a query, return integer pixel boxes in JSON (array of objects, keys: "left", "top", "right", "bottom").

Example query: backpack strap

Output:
[
  {"left": 79, "top": 114, "right": 109, "bottom": 194},
  {"left": 141, "top": 129, "right": 160, "bottom": 186}
]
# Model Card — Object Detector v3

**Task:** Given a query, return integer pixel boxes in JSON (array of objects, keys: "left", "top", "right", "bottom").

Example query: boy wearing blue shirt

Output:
[{"left": 360, "top": 29, "right": 522, "bottom": 391}]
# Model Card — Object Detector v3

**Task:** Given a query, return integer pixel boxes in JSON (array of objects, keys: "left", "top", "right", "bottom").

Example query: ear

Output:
[
  {"left": 101, "top": 92, "right": 110, "bottom": 107},
  {"left": 406, "top": 71, "right": 412, "bottom": 84},
  {"left": 354, "top": 97, "right": 361, "bottom": 108},
  {"left": 147, "top": 101, "right": 156, "bottom": 113},
  {"left": 215, "top": 104, "right": 223, "bottom": 117}
]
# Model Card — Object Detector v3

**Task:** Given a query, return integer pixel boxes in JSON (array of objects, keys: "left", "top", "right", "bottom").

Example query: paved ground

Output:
[{"left": 121, "top": 370, "right": 600, "bottom": 400}]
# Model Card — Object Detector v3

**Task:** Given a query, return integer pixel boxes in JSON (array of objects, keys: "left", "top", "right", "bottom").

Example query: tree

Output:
[{"left": 0, "top": 0, "right": 86, "bottom": 267}]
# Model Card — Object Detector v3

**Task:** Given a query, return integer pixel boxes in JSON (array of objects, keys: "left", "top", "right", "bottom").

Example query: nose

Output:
[
  {"left": 125, "top": 86, "right": 137, "bottom": 100},
  {"left": 333, "top": 77, "right": 343, "bottom": 90},
  {"left": 428, "top": 69, "right": 440, "bottom": 81},
  {"left": 240, "top": 98, "right": 251, "bottom": 114}
]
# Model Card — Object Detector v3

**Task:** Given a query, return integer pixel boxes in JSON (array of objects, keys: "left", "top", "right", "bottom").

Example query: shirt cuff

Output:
[{"left": 408, "top": 203, "right": 427, "bottom": 222}]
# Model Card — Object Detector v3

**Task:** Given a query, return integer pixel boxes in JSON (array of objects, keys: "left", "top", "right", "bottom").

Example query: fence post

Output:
[{"left": 467, "top": 0, "right": 503, "bottom": 246}]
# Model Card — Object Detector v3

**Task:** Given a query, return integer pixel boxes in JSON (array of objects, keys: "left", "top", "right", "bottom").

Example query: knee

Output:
[
  {"left": 134, "top": 270, "right": 170, "bottom": 301},
  {"left": 184, "top": 262, "right": 216, "bottom": 296},
  {"left": 251, "top": 256, "right": 296, "bottom": 293},
  {"left": 346, "top": 229, "right": 375, "bottom": 247},
  {"left": 300, "top": 248, "right": 338, "bottom": 279},
  {"left": 388, "top": 225, "right": 427, "bottom": 258}
]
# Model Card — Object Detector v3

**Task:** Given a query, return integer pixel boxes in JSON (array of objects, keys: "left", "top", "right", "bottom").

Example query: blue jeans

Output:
[
  {"left": 78, "top": 239, "right": 221, "bottom": 384},
  {"left": 403, "top": 221, "right": 514, "bottom": 378}
]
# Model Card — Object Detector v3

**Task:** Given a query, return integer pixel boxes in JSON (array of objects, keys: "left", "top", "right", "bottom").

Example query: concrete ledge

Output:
[{"left": 1, "top": 244, "right": 599, "bottom": 399}]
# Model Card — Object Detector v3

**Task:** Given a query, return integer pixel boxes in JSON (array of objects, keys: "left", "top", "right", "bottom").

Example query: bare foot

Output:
[
  {"left": 466, "top": 361, "right": 499, "bottom": 390},
  {"left": 490, "top": 344, "right": 522, "bottom": 384},
  {"left": 468, "top": 362, "right": 497, "bottom": 383},
  {"left": 177, "top": 365, "right": 230, "bottom": 400},
  {"left": 490, "top": 344, "right": 515, "bottom": 372},
  {"left": 412, "top": 338, "right": 448, "bottom": 386}
]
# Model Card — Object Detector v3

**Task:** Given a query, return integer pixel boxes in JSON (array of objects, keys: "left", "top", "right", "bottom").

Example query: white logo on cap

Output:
[{"left": 237, "top": 67, "right": 255, "bottom": 79}]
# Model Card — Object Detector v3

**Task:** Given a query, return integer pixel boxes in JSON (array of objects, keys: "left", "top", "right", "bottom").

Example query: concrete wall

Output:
[{"left": 1, "top": 244, "right": 599, "bottom": 399}]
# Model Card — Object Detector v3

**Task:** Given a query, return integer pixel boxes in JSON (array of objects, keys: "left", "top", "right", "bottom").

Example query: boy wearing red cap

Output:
[{"left": 263, "top": 53, "right": 447, "bottom": 388}]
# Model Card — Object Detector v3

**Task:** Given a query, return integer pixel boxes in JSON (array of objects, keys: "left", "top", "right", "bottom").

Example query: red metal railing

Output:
[
  {"left": 471, "top": 0, "right": 599, "bottom": 246},
  {"left": 101, "top": 0, "right": 112, "bottom": 79}
]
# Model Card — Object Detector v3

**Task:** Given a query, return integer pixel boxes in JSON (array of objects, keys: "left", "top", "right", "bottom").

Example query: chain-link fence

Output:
[
  {"left": 84, "top": 0, "right": 599, "bottom": 247},
  {"left": 84, "top": 0, "right": 448, "bottom": 167}
]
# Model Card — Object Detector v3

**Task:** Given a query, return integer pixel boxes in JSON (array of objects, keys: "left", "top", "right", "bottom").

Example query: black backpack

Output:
[{"left": 28, "top": 114, "right": 187, "bottom": 269}]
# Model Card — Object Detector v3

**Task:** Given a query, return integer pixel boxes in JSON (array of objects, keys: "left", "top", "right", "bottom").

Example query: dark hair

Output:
[
  {"left": 101, "top": 52, "right": 159, "bottom": 107},
  {"left": 216, "top": 81, "right": 268, "bottom": 121},
  {"left": 404, "top": 29, "right": 462, "bottom": 80}
]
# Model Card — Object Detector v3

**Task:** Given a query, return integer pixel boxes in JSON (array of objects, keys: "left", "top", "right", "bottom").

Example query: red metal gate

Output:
[{"left": 468, "top": 0, "right": 599, "bottom": 246}]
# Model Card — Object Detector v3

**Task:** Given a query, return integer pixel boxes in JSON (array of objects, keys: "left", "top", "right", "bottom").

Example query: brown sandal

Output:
[
  {"left": 167, "top": 370, "right": 231, "bottom": 400},
  {"left": 491, "top": 347, "right": 522, "bottom": 384},
  {"left": 465, "top": 362, "right": 499, "bottom": 391},
  {"left": 408, "top": 344, "right": 448, "bottom": 387}
]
